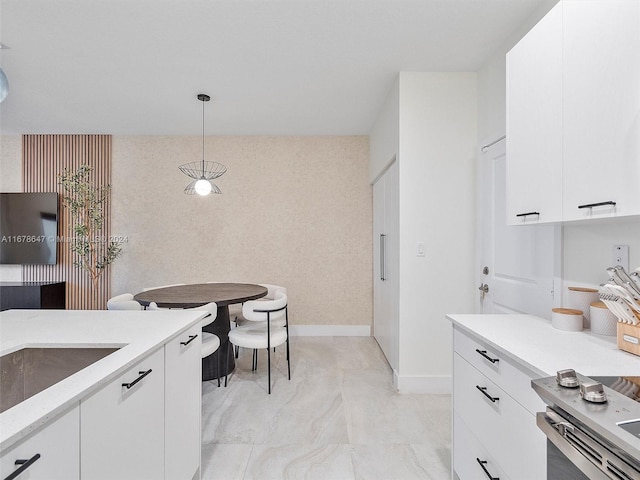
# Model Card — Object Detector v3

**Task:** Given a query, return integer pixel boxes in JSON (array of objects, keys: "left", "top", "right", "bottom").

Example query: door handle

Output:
[
  {"left": 478, "top": 283, "right": 489, "bottom": 299},
  {"left": 380, "top": 234, "right": 386, "bottom": 281}
]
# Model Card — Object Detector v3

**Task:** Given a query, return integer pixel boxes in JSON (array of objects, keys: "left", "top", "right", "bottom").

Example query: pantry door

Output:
[{"left": 477, "top": 138, "right": 561, "bottom": 318}]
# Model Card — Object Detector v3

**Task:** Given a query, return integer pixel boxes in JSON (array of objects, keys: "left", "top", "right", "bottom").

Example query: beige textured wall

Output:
[
  {"left": 111, "top": 136, "right": 372, "bottom": 326},
  {"left": 0, "top": 135, "right": 23, "bottom": 281}
]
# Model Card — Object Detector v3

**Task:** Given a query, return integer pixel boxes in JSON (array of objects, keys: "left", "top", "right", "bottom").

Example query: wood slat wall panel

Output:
[{"left": 22, "top": 135, "right": 112, "bottom": 309}]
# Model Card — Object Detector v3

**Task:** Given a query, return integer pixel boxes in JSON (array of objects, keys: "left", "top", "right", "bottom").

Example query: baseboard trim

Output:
[
  {"left": 395, "top": 375, "right": 452, "bottom": 394},
  {"left": 288, "top": 325, "right": 371, "bottom": 337}
]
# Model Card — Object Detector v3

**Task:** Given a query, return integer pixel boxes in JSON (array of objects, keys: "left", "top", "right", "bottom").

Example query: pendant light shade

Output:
[
  {"left": 0, "top": 68, "right": 8, "bottom": 103},
  {"left": 179, "top": 94, "right": 226, "bottom": 196}
]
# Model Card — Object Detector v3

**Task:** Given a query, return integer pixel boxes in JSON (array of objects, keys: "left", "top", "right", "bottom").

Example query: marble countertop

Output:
[
  {"left": 0, "top": 309, "right": 206, "bottom": 451},
  {"left": 447, "top": 314, "right": 639, "bottom": 377}
]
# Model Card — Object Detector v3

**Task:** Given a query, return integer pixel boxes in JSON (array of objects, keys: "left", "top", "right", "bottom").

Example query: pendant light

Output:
[
  {"left": 179, "top": 94, "right": 226, "bottom": 196},
  {"left": 0, "top": 43, "right": 9, "bottom": 103}
]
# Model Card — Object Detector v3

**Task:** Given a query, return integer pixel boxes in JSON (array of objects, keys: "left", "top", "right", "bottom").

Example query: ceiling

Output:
[{"left": 0, "top": 0, "right": 552, "bottom": 136}]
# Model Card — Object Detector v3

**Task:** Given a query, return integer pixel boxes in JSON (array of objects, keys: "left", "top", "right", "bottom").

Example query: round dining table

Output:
[{"left": 133, "top": 283, "right": 268, "bottom": 381}]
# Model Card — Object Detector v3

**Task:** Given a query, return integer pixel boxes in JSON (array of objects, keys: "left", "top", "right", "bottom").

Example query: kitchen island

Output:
[
  {"left": 0, "top": 308, "right": 206, "bottom": 479},
  {"left": 448, "top": 313, "right": 639, "bottom": 480}
]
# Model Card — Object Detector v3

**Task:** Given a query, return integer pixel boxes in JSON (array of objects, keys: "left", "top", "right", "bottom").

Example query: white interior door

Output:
[
  {"left": 477, "top": 139, "right": 560, "bottom": 317},
  {"left": 373, "top": 159, "right": 399, "bottom": 372}
]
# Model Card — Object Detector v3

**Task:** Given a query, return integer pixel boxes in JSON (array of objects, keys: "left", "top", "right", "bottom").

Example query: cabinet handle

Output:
[
  {"left": 180, "top": 334, "right": 198, "bottom": 346},
  {"left": 122, "top": 369, "right": 152, "bottom": 389},
  {"left": 476, "top": 385, "right": 499, "bottom": 403},
  {"left": 476, "top": 458, "right": 499, "bottom": 480},
  {"left": 475, "top": 349, "right": 499, "bottom": 364},
  {"left": 578, "top": 201, "right": 616, "bottom": 209},
  {"left": 515, "top": 211, "right": 539, "bottom": 218},
  {"left": 4, "top": 453, "right": 41, "bottom": 480}
]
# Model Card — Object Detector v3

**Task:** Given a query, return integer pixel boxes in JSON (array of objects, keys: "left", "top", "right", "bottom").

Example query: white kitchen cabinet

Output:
[
  {"left": 373, "top": 159, "right": 399, "bottom": 372},
  {"left": 165, "top": 324, "right": 202, "bottom": 480},
  {"left": 506, "top": 2, "right": 563, "bottom": 225},
  {"left": 562, "top": 0, "right": 640, "bottom": 221},
  {"left": 81, "top": 348, "right": 165, "bottom": 480},
  {"left": 452, "top": 327, "right": 546, "bottom": 480},
  {"left": 0, "top": 405, "right": 79, "bottom": 480},
  {"left": 506, "top": 0, "right": 640, "bottom": 224}
]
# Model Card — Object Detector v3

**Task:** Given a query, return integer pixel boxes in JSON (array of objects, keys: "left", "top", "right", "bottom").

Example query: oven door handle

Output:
[{"left": 536, "top": 411, "right": 612, "bottom": 480}]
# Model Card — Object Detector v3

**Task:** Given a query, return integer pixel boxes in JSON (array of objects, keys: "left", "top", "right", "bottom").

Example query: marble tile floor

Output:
[{"left": 200, "top": 337, "right": 451, "bottom": 480}]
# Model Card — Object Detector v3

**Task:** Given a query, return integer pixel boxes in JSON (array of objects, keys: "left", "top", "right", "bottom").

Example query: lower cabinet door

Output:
[
  {"left": 453, "top": 414, "right": 511, "bottom": 480},
  {"left": 0, "top": 405, "right": 80, "bottom": 480},
  {"left": 165, "top": 324, "right": 202, "bottom": 480},
  {"left": 81, "top": 348, "right": 164, "bottom": 480}
]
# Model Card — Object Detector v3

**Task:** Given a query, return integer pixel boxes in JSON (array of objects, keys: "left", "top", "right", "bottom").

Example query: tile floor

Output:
[{"left": 201, "top": 337, "right": 451, "bottom": 480}]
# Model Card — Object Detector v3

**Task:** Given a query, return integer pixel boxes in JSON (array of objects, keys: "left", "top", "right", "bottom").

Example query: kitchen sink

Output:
[{"left": 0, "top": 347, "right": 120, "bottom": 413}]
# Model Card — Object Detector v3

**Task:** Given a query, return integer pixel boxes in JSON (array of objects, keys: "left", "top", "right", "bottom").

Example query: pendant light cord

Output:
[{"left": 202, "top": 98, "right": 205, "bottom": 177}]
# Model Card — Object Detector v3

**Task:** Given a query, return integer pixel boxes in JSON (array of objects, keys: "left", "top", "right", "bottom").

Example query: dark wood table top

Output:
[{"left": 133, "top": 283, "right": 268, "bottom": 309}]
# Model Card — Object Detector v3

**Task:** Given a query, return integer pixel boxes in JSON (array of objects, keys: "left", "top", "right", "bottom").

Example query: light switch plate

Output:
[
  {"left": 613, "top": 245, "right": 629, "bottom": 271},
  {"left": 417, "top": 242, "right": 425, "bottom": 257}
]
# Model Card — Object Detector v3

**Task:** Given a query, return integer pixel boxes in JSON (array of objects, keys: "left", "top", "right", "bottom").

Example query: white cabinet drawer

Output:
[
  {"left": 81, "top": 347, "right": 165, "bottom": 480},
  {"left": 453, "top": 413, "right": 511, "bottom": 480},
  {"left": 454, "top": 328, "right": 545, "bottom": 415},
  {"left": 0, "top": 405, "right": 79, "bottom": 480},
  {"left": 453, "top": 353, "right": 546, "bottom": 480}
]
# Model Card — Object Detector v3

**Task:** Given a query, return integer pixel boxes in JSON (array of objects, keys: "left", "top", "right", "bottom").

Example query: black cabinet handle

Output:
[
  {"left": 515, "top": 211, "right": 539, "bottom": 218},
  {"left": 4, "top": 453, "right": 41, "bottom": 480},
  {"left": 475, "top": 349, "right": 499, "bottom": 364},
  {"left": 180, "top": 334, "right": 198, "bottom": 346},
  {"left": 476, "top": 385, "right": 499, "bottom": 403},
  {"left": 476, "top": 458, "right": 499, "bottom": 480},
  {"left": 122, "top": 369, "right": 152, "bottom": 389},
  {"left": 578, "top": 201, "right": 616, "bottom": 209}
]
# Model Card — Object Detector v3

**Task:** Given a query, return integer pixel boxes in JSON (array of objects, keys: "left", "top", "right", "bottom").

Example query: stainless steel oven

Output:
[{"left": 532, "top": 371, "right": 640, "bottom": 480}]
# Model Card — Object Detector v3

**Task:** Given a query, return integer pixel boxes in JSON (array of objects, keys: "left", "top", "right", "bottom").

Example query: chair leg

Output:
[
  {"left": 285, "top": 307, "right": 291, "bottom": 380},
  {"left": 235, "top": 345, "right": 239, "bottom": 359},
  {"left": 267, "top": 346, "right": 271, "bottom": 395}
]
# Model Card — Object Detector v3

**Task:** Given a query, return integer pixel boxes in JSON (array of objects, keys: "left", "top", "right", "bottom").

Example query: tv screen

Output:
[{"left": 0, "top": 193, "right": 59, "bottom": 265}]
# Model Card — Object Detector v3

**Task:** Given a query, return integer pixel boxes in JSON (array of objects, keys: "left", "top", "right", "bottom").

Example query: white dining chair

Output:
[
  {"left": 107, "top": 293, "right": 143, "bottom": 310},
  {"left": 149, "top": 301, "right": 227, "bottom": 387},
  {"left": 228, "top": 291, "right": 290, "bottom": 394},
  {"left": 234, "top": 284, "right": 287, "bottom": 358}
]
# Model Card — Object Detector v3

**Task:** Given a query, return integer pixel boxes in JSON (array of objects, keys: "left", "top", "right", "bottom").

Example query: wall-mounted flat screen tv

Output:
[{"left": 0, "top": 192, "right": 59, "bottom": 265}]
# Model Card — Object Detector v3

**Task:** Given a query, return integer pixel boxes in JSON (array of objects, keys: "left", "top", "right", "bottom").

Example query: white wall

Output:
[
  {"left": 478, "top": 0, "right": 640, "bottom": 299},
  {"left": 397, "top": 72, "right": 477, "bottom": 392},
  {"left": 369, "top": 73, "right": 478, "bottom": 393},
  {"left": 0, "top": 135, "right": 22, "bottom": 281},
  {"left": 369, "top": 77, "right": 399, "bottom": 182}
]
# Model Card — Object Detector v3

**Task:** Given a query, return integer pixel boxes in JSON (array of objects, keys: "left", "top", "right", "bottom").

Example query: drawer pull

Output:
[
  {"left": 4, "top": 453, "right": 41, "bottom": 480},
  {"left": 515, "top": 211, "right": 539, "bottom": 218},
  {"left": 476, "top": 385, "right": 499, "bottom": 403},
  {"left": 180, "top": 334, "right": 198, "bottom": 346},
  {"left": 122, "top": 369, "right": 152, "bottom": 389},
  {"left": 476, "top": 458, "right": 499, "bottom": 480},
  {"left": 578, "top": 201, "right": 616, "bottom": 209},
  {"left": 475, "top": 349, "right": 499, "bottom": 364}
]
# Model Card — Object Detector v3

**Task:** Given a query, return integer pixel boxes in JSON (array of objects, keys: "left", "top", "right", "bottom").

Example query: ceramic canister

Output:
[
  {"left": 567, "top": 287, "right": 600, "bottom": 328},
  {"left": 551, "top": 308, "right": 584, "bottom": 332},
  {"left": 590, "top": 301, "right": 618, "bottom": 336}
]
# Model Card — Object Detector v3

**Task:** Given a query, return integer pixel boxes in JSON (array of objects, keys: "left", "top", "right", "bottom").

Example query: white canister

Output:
[
  {"left": 552, "top": 308, "right": 584, "bottom": 332},
  {"left": 567, "top": 287, "right": 599, "bottom": 328},
  {"left": 589, "top": 301, "right": 618, "bottom": 336}
]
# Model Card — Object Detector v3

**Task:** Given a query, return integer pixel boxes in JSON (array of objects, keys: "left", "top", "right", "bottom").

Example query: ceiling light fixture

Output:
[{"left": 179, "top": 94, "right": 226, "bottom": 196}]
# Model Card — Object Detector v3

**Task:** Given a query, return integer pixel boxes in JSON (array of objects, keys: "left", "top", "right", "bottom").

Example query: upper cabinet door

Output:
[
  {"left": 506, "top": 3, "right": 563, "bottom": 225},
  {"left": 563, "top": 0, "right": 640, "bottom": 221}
]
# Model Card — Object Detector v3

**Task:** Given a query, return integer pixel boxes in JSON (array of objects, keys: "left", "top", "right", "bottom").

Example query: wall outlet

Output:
[{"left": 613, "top": 245, "right": 629, "bottom": 271}]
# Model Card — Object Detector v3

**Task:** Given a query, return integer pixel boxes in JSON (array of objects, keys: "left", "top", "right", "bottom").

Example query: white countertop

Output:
[
  {"left": 0, "top": 309, "right": 206, "bottom": 451},
  {"left": 447, "top": 314, "right": 639, "bottom": 377}
]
